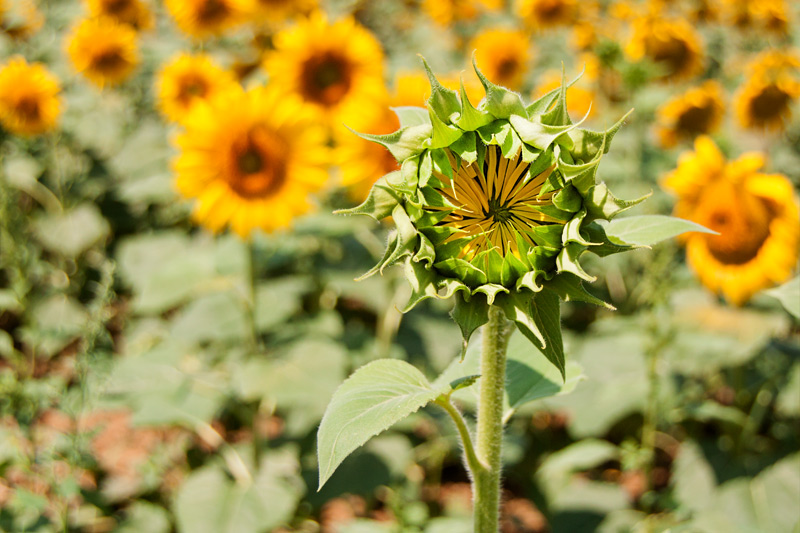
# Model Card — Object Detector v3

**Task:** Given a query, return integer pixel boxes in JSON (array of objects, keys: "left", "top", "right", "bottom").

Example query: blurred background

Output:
[{"left": 0, "top": 0, "right": 798, "bottom": 531}]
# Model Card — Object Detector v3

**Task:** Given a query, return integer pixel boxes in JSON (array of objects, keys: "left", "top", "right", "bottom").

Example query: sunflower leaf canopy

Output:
[{"left": 340, "top": 58, "right": 676, "bottom": 377}]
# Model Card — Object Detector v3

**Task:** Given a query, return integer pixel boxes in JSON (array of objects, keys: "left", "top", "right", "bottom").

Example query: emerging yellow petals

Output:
[
  {"left": 470, "top": 29, "right": 532, "bottom": 91},
  {"left": 663, "top": 136, "right": 799, "bottom": 306},
  {"left": 265, "top": 12, "right": 386, "bottom": 128},
  {"left": 735, "top": 50, "right": 800, "bottom": 132},
  {"left": 0, "top": 57, "right": 61, "bottom": 136},
  {"left": 86, "top": 0, "right": 154, "bottom": 31},
  {"left": 656, "top": 80, "right": 725, "bottom": 148},
  {"left": 172, "top": 86, "right": 330, "bottom": 238},
  {"left": 156, "top": 53, "right": 238, "bottom": 124},
  {"left": 66, "top": 17, "right": 140, "bottom": 88}
]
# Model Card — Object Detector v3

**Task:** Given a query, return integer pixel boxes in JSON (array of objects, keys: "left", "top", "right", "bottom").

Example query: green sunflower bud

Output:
[{"left": 338, "top": 58, "right": 648, "bottom": 378}]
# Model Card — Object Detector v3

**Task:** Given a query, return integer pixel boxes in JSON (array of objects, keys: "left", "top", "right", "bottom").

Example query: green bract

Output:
[{"left": 338, "top": 58, "right": 648, "bottom": 378}]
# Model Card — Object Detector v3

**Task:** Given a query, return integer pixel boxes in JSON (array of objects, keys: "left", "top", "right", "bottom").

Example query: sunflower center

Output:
[
  {"left": 300, "top": 52, "right": 352, "bottom": 106},
  {"left": 536, "top": 0, "right": 567, "bottom": 21},
  {"left": 676, "top": 103, "right": 715, "bottom": 135},
  {"left": 16, "top": 96, "right": 41, "bottom": 121},
  {"left": 651, "top": 35, "right": 690, "bottom": 76},
  {"left": 496, "top": 58, "right": 519, "bottom": 80},
  {"left": 749, "top": 83, "right": 790, "bottom": 120},
  {"left": 93, "top": 48, "right": 128, "bottom": 72},
  {"left": 104, "top": 0, "right": 132, "bottom": 15},
  {"left": 198, "top": 0, "right": 229, "bottom": 24},
  {"left": 227, "top": 125, "right": 288, "bottom": 198},
  {"left": 178, "top": 75, "right": 209, "bottom": 104},
  {"left": 696, "top": 180, "right": 773, "bottom": 264}
]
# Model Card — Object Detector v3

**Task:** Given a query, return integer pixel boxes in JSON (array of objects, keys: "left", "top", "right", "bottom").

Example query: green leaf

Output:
[
  {"left": 33, "top": 204, "right": 110, "bottom": 257},
  {"left": 529, "top": 289, "right": 565, "bottom": 379},
  {"left": 509, "top": 115, "right": 577, "bottom": 151},
  {"left": 402, "top": 258, "right": 439, "bottom": 312},
  {"left": 671, "top": 440, "right": 716, "bottom": 514},
  {"left": 391, "top": 106, "right": 430, "bottom": 128},
  {"left": 450, "top": 292, "right": 490, "bottom": 357},
  {"left": 318, "top": 359, "right": 445, "bottom": 489},
  {"left": 568, "top": 109, "right": 632, "bottom": 161},
  {"left": 602, "top": 215, "right": 715, "bottom": 246},
  {"left": 764, "top": 277, "right": 800, "bottom": 318},
  {"left": 350, "top": 124, "right": 432, "bottom": 162},
  {"left": 472, "top": 55, "right": 526, "bottom": 118},
  {"left": 335, "top": 176, "right": 401, "bottom": 221},
  {"left": 584, "top": 183, "right": 650, "bottom": 221},
  {"left": 546, "top": 273, "right": 613, "bottom": 309}
]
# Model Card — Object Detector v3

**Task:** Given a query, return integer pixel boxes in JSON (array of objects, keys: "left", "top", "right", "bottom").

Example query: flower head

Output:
[
  {"left": 66, "top": 16, "right": 139, "bottom": 88},
  {"left": 156, "top": 52, "right": 238, "bottom": 124},
  {"left": 1, "top": 0, "right": 43, "bottom": 39},
  {"left": 517, "top": 0, "right": 578, "bottom": 31},
  {"left": 172, "top": 85, "right": 330, "bottom": 238},
  {"left": 241, "top": 0, "right": 316, "bottom": 26},
  {"left": 86, "top": 0, "right": 154, "bottom": 31},
  {"left": 626, "top": 16, "right": 704, "bottom": 81},
  {"left": 469, "top": 29, "right": 532, "bottom": 91},
  {"left": 422, "top": 0, "right": 501, "bottom": 26},
  {"left": 0, "top": 57, "right": 61, "bottom": 136},
  {"left": 663, "top": 136, "right": 799, "bottom": 306},
  {"left": 735, "top": 50, "right": 800, "bottom": 132},
  {"left": 340, "top": 60, "right": 644, "bottom": 375},
  {"left": 656, "top": 80, "right": 724, "bottom": 147},
  {"left": 165, "top": 0, "right": 245, "bottom": 38}
]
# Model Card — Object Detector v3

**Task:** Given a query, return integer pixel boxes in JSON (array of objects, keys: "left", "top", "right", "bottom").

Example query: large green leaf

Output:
[
  {"left": 602, "top": 215, "right": 714, "bottom": 246},
  {"left": 317, "top": 359, "right": 447, "bottom": 489},
  {"left": 32, "top": 204, "right": 110, "bottom": 257},
  {"left": 764, "top": 277, "right": 800, "bottom": 318}
]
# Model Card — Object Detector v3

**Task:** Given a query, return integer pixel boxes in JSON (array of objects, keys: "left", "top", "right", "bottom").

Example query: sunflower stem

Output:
[
  {"left": 474, "top": 305, "right": 513, "bottom": 533},
  {"left": 246, "top": 240, "right": 259, "bottom": 352}
]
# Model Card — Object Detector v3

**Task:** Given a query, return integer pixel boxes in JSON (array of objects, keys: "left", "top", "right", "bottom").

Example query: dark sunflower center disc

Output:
[
  {"left": 750, "top": 84, "right": 790, "bottom": 120},
  {"left": 229, "top": 125, "right": 288, "bottom": 198},
  {"left": 301, "top": 52, "right": 352, "bottom": 106}
]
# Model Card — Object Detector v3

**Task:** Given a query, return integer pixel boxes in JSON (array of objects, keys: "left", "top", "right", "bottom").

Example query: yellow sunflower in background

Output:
[
  {"left": 1, "top": 0, "right": 43, "bottom": 40},
  {"left": 66, "top": 17, "right": 139, "bottom": 88},
  {"left": 470, "top": 29, "right": 532, "bottom": 91},
  {"left": 165, "top": 0, "right": 245, "bottom": 38},
  {"left": 241, "top": 0, "right": 316, "bottom": 26},
  {"left": 86, "top": 0, "right": 154, "bottom": 31},
  {"left": 517, "top": 0, "right": 578, "bottom": 31},
  {"left": 265, "top": 13, "right": 386, "bottom": 128},
  {"left": 735, "top": 50, "right": 800, "bottom": 132},
  {"left": 721, "top": 0, "right": 789, "bottom": 35},
  {"left": 535, "top": 70, "right": 597, "bottom": 119},
  {"left": 173, "top": 86, "right": 330, "bottom": 238},
  {"left": 656, "top": 80, "right": 725, "bottom": 148},
  {"left": 156, "top": 53, "right": 238, "bottom": 124},
  {"left": 335, "top": 108, "right": 400, "bottom": 202},
  {"left": 391, "top": 71, "right": 484, "bottom": 108},
  {"left": 422, "top": 0, "right": 501, "bottom": 26},
  {"left": 663, "top": 136, "right": 799, "bottom": 306},
  {"left": 0, "top": 57, "right": 61, "bottom": 136},
  {"left": 626, "top": 16, "right": 704, "bottom": 81}
]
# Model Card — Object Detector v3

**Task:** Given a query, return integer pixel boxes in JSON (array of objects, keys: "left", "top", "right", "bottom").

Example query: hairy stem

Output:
[
  {"left": 435, "top": 396, "right": 481, "bottom": 477},
  {"left": 474, "top": 306, "right": 513, "bottom": 533}
]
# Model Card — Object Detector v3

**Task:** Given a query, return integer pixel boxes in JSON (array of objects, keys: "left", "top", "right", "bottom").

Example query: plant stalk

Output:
[
  {"left": 246, "top": 240, "right": 259, "bottom": 351},
  {"left": 474, "top": 305, "right": 513, "bottom": 533}
]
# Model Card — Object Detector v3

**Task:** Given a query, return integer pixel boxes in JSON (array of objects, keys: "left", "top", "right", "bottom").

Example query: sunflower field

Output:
[{"left": 1, "top": 0, "right": 799, "bottom": 531}]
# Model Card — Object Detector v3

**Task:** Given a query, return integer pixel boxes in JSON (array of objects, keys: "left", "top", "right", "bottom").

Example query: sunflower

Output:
[
  {"left": 656, "top": 80, "right": 724, "bottom": 148},
  {"left": 721, "top": 0, "right": 788, "bottom": 35},
  {"left": 735, "top": 50, "right": 800, "bottom": 132},
  {"left": 156, "top": 53, "right": 238, "bottom": 124},
  {"left": 173, "top": 85, "right": 330, "bottom": 238},
  {"left": 335, "top": 108, "right": 400, "bottom": 201},
  {"left": 535, "top": 71, "right": 597, "bottom": 119},
  {"left": 241, "top": 0, "right": 316, "bottom": 26},
  {"left": 86, "top": 0, "right": 154, "bottom": 31},
  {"left": 422, "top": 0, "right": 501, "bottom": 26},
  {"left": 517, "top": 0, "right": 578, "bottom": 31},
  {"left": 0, "top": 57, "right": 61, "bottom": 136},
  {"left": 265, "top": 13, "right": 386, "bottom": 128},
  {"left": 470, "top": 29, "right": 532, "bottom": 91},
  {"left": 427, "top": 146, "right": 566, "bottom": 260},
  {"left": 663, "top": 136, "right": 799, "bottom": 306},
  {"left": 626, "top": 16, "right": 704, "bottom": 81},
  {"left": 1, "top": 0, "right": 43, "bottom": 39},
  {"left": 66, "top": 17, "right": 139, "bottom": 88},
  {"left": 165, "top": 0, "right": 245, "bottom": 38}
]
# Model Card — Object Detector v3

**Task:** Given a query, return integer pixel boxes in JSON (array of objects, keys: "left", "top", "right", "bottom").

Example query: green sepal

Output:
[
  {"left": 580, "top": 221, "right": 640, "bottom": 257},
  {"left": 541, "top": 65, "right": 575, "bottom": 127},
  {"left": 434, "top": 257, "right": 488, "bottom": 287},
  {"left": 481, "top": 248, "right": 505, "bottom": 285},
  {"left": 477, "top": 120, "right": 522, "bottom": 158},
  {"left": 568, "top": 109, "right": 632, "bottom": 161},
  {"left": 556, "top": 242, "right": 595, "bottom": 282},
  {"left": 502, "top": 251, "right": 529, "bottom": 286},
  {"left": 334, "top": 174, "right": 400, "bottom": 221},
  {"left": 349, "top": 124, "right": 432, "bottom": 162},
  {"left": 585, "top": 183, "right": 651, "bottom": 221},
  {"left": 419, "top": 150, "right": 433, "bottom": 188},
  {"left": 357, "top": 232, "right": 397, "bottom": 281},
  {"left": 402, "top": 258, "right": 438, "bottom": 313},
  {"left": 515, "top": 268, "right": 548, "bottom": 293},
  {"left": 428, "top": 106, "right": 463, "bottom": 149},
  {"left": 520, "top": 142, "right": 541, "bottom": 163},
  {"left": 451, "top": 291, "right": 489, "bottom": 359},
  {"left": 528, "top": 224, "right": 563, "bottom": 248},
  {"left": 473, "top": 55, "right": 527, "bottom": 119},
  {"left": 527, "top": 66, "right": 584, "bottom": 118},
  {"left": 509, "top": 115, "right": 577, "bottom": 151},
  {"left": 552, "top": 184, "right": 583, "bottom": 213},
  {"left": 449, "top": 131, "right": 477, "bottom": 164},
  {"left": 456, "top": 78, "right": 493, "bottom": 130},
  {"left": 391, "top": 106, "right": 431, "bottom": 128},
  {"left": 526, "top": 203, "right": 573, "bottom": 223},
  {"left": 474, "top": 283, "right": 509, "bottom": 305},
  {"left": 546, "top": 273, "right": 614, "bottom": 309},
  {"left": 400, "top": 157, "right": 420, "bottom": 192},
  {"left": 379, "top": 204, "right": 419, "bottom": 274},
  {"left": 421, "top": 57, "right": 462, "bottom": 123},
  {"left": 562, "top": 208, "right": 596, "bottom": 246},
  {"left": 430, "top": 148, "right": 453, "bottom": 181},
  {"left": 415, "top": 232, "right": 436, "bottom": 265}
]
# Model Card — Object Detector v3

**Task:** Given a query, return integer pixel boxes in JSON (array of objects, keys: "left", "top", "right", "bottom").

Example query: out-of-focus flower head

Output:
[
  {"left": 518, "top": 0, "right": 578, "bottom": 31},
  {"left": 470, "top": 29, "right": 532, "bottom": 91},
  {"left": 721, "top": 0, "right": 789, "bottom": 35},
  {"left": 86, "top": 0, "right": 154, "bottom": 31},
  {"left": 656, "top": 80, "right": 724, "bottom": 148},
  {"left": 172, "top": 85, "right": 330, "bottom": 238},
  {"left": 0, "top": 0, "right": 43, "bottom": 40},
  {"left": 265, "top": 12, "right": 386, "bottom": 129},
  {"left": 0, "top": 57, "right": 61, "bottom": 136},
  {"left": 165, "top": 0, "right": 247, "bottom": 38},
  {"left": 735, "top": 49, "right": 800, "bottom": 132},
  {"left": 156, "top": 52, "right": 238, "bottom": 124},
  {"left": 339, "top": 59, "right": 645, "bottom": 374},
  {"left": 66, "top": 16, "right": 140, "bottom": 89},
  {"left": 240, "top": 0, "right": 316, "bottom": 27},
  {"left": 663, "top": 136, "right": 799, "bottom": 306},
  {"left": 422, "top": 0, "right": 501, "bottom": 27},
  {"left": 626, "top": 15, "right": 704, "bottom": 81}
]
